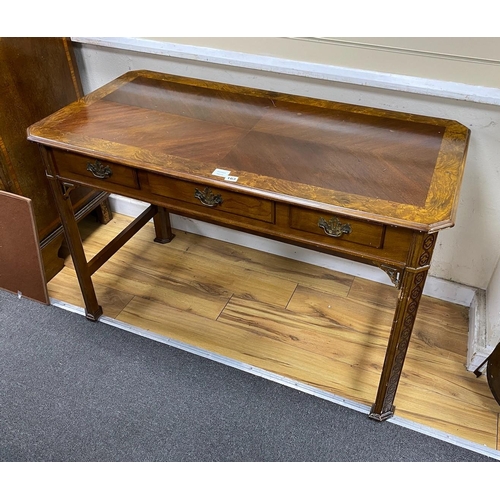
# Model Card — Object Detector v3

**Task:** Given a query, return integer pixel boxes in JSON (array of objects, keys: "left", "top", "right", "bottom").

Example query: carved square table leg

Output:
[{"left": 370, "top": 232, "right": 437, "bottom": 421}]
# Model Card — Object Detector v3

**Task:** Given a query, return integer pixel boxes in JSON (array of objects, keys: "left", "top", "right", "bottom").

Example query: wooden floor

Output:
[{"left": 47, "top": 213, "right": 500, "bottom": 454}]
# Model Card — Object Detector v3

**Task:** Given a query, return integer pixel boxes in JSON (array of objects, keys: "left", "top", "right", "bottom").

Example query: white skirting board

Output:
[{"left": 108, "top": 194, "right": 477, "bottom": 308}]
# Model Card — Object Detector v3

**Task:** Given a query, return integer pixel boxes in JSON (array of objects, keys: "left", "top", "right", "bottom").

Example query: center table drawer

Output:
[
  {"left": 147, "top": 173, "right": 274, "bottom": 223},
  {"left": 290, "top": 206, "right": 385, "bottom": 249},
  {"left": 51, "top": 150, "right": 140, "bottom": 190}
]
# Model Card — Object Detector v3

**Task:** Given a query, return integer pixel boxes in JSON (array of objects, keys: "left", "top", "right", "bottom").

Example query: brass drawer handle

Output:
[
  {"left": 195, "top": 187, "right": 223, "bottom": 207},
  {"left": 318, "top": 216, "right": 351, "bottom": 238},
  {"left": 87, "top": 160, "right": 112, "bottom": 179}
]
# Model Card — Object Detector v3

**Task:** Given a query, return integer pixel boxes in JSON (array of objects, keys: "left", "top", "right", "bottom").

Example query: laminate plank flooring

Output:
[{"left": 47, "top": 213, "right": 500, "bottom": 452}]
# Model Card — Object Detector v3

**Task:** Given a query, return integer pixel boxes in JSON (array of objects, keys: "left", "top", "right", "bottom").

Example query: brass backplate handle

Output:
[
  {"left": 318, "top": 216, "right": 352, "bottom": 237},
  {"left": 194, "top": 187, "right": 223, "bottom": 207},
  {"left": 87, "top": 160, "right": 112, "bottom": 179}
]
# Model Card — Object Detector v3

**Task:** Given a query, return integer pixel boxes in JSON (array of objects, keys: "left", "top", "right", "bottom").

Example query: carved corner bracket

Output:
[
  {"left": 61, "top": 182, "right": 76, "bottom": 200},
  {"left": 379, "top": 264, "right": 403, "bottom": 289}
]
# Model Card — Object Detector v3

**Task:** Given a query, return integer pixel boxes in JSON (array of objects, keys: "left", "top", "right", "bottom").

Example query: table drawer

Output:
[
  {"left": 52, "top": 150, "right": 140, "bottom": 190},
  {"left": 147, "top": 173, "right": 274, "bottom": 223},
  {"left": 290, "top": 206, "right": 385, "bottom": 249}
]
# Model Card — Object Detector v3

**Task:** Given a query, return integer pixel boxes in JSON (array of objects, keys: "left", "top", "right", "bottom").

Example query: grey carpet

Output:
[{"left": 0, "top": 289, "right": 496, "bottom": 462}]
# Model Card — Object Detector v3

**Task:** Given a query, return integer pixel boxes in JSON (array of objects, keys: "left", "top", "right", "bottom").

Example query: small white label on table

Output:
[
  {"left": 225, "top": 175, "right": 238, "bottom": 182},
  {"left": 212, "top": 168, "right": 231, "bottom": 177}
]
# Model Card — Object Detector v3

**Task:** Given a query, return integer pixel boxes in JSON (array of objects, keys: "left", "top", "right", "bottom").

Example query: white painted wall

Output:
[
  {"left": 70, "top": 38, "right": 500, "bottom": 306},
  {"left": 487, "top": 257, "right": 500, "bottom": 348},
  {"left": 142, "top": 37, "right": 500, "bottom": 90}
]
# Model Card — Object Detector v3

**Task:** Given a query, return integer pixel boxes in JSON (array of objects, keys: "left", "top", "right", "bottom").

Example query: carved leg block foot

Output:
[
  {"left": 368, "top": 405, "right": 395, "bottom": 422},
  {"left": 85, "top": 305, "right": 103, "bottom": 322},
  {"left": 154, "top": 235, "right": 175, "bottom": 244}
]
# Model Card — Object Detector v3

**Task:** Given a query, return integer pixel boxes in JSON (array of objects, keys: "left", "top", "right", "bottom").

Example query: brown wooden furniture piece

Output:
[
  {"left": 0, "top": 191, "right": 49, "bottom": 304},
  {"left": 27, "top": 70, "right": 470, "bottom": 421},
  {"left": 487, "top": 343, "right": 500, "bottom": 406},
  {"left": 0, "top": 37, "right": 111, "bottom": 282}
]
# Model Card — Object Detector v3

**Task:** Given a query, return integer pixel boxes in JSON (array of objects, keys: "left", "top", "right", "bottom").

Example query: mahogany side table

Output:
[{"left": 28, "top": 70, "right": 470, "bottom": 420}]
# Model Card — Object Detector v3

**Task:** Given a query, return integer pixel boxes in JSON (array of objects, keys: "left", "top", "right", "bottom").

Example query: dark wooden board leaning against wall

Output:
[
  {"left": 0, "top": 191, "right": 49, "bottom": 304},
  {"left": 0, "top": 37, "right": 111, "bottom": 285}
]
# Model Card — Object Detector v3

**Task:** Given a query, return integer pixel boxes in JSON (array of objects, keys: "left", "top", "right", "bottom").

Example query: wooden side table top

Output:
[{"left": 28, "top": 69, "right": 470, "bottom": 232}]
